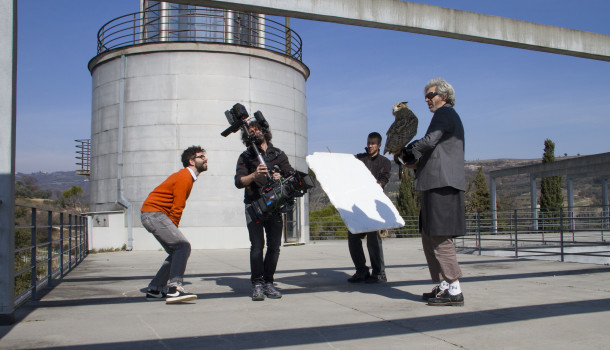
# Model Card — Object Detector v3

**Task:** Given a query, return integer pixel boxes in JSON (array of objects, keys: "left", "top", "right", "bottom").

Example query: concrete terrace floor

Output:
[{"left": 1, "top": 238, "right": 610, "bottom": 349}]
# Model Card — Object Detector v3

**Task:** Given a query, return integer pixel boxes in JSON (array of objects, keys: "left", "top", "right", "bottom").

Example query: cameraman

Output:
[
  {"left": 234, "top": 121, "right": 294, "bottom": 301},
  {"left": 347, "top": 132, "right": 391, "bottom": 284}
]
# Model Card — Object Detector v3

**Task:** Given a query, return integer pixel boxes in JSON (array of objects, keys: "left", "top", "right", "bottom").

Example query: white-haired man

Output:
[{"left": 401, "top": 78, "right": 466, "bottom": 306}]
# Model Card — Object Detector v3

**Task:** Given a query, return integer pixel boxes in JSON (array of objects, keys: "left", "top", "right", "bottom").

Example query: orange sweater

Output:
[{"left": 141, "top": 168, "right": 195, "bottom": 227}]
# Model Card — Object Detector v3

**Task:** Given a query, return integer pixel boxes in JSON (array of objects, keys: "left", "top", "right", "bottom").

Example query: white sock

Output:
[
  {"left": 448, "top": 280, "right": 461, "bottom": 295},
  {"left": 439, "top": 280, "right": 449, "bottom": 291}
]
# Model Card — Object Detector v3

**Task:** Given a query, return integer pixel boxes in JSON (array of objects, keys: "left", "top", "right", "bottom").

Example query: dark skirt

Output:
[{"left": 420, "top": 187, "right": 466, "bottom": 237}]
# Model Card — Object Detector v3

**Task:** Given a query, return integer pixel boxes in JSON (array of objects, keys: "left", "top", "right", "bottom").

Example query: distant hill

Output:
[{"left": 15, "top": 171, "right": 90, "bottom": 199}]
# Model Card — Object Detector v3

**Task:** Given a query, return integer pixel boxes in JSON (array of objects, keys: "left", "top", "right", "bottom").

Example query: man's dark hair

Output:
[
  {"left": 241, "top": 121, "right": 273, "bottom": 146},
  {"left": 181, "top": 145, "right": 205, "bottom": 168},
  {"left": 367, "top": 132, "right": 382, "bottom": 145}
]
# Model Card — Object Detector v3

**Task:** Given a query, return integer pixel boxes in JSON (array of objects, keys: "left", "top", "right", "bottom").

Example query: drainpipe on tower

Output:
[{"left": 116, "top": 54, "right": 133, "bottom": 251}]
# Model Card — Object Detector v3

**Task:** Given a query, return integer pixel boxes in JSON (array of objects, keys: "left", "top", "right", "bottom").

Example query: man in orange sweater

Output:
[{"left": 141, "top": 146, "right": 208, "bottom": 303}]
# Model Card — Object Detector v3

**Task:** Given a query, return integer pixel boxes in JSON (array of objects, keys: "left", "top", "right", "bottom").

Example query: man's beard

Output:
[
  {"left": 254, "top": 134, "right": 265, "bottom": 145},
  {"left": 196, "top": 163, "right": 208, "bottom": 173}
]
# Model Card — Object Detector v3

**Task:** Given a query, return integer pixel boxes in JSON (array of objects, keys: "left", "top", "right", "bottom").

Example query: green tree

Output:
[
  {"left": 466, "top": 166, "right": 491, "bottom": 213},
  {"left": 540, "top": 139, "right": 563, "bottom": 211},
  {"left": 309, "top": 204, "right": 347, "bottom": 239},
  {"left": 61, "top": 186, "right": 85, "bottom": 211},
  {"left": 396, "top": 168, "right": 419, "bottom": 217},
  {"left": 15, "top": 181, "right": 33, "bottom": 198},
  {"left": 15, "top": 175, "right": 52, "bottom": 199},
  {"left": 396, "top": 168, "right": 420, "bottom": 236}
]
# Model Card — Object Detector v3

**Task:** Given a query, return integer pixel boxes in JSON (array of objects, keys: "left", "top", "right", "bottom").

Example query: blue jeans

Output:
[
  {"left": 247, "top": 212, "right": 283, "bottom": 285},
  {"left": 141, "top": 211, "right": 191, "bottom": 290}
]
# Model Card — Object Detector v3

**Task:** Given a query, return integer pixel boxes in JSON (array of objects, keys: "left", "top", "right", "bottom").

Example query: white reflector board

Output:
[{"left": 306, "top": 152, "right": 405, "bottom": 234}]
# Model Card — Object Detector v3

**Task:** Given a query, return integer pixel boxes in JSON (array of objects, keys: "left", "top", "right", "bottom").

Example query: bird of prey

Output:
[{"left": 383, "top": 101, "right": 418, "bottom": 155}]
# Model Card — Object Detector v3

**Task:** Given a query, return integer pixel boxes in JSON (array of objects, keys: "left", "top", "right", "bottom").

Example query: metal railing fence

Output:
[
  {"left": 96, "top": 9, "right": 303, "bottom": 60},
  {"left": 309, "top": 215, "right": 420, "bottom": 240},
  {"left": 14, "top": 204, "right": 88, "bottom": 308},
  {"left": 458, "top": 206, "right": 609, "bottom": 261},
  {"left": 310, "top": 205, "right": 610, "bottom": 261}
]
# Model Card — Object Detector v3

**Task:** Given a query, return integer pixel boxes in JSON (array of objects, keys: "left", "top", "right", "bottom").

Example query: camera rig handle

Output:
[
  {"left": 247, "top": 129, "right": 273, "bottom": 181},
  {"left": 221, "top": 103, "right": 272, "bottom": 181}
]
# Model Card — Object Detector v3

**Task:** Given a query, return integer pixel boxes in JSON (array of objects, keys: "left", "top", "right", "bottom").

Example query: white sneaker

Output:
[
  {"left": 145, "top": 289, "right": 166, "bottom": 301},
  {"left": 166, "top": 285, "right": 197, "bottom": 304}
]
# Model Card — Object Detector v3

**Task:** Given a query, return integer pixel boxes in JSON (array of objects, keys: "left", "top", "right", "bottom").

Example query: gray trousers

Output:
[
  {"left": 141, "top": 211, "right": 191, "bottom": 290},
  {"left": 421, "top": 233, "right": 462, "bottom": 283}
]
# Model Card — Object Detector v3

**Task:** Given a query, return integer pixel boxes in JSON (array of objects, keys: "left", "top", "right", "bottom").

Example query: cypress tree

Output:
[
  {"left": 540, "top": 139, "right": 564, "bottom": 211},
  {"left": 466, "top": 166, "right": 491, "bottom": 213},
  {"left": 396, "top": 168, "right": 419, "bottom": 234}
]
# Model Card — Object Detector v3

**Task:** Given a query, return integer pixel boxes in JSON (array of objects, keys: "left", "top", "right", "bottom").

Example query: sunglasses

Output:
[{"left": 425, "top": 91, "right": 439, "bottom": 100}]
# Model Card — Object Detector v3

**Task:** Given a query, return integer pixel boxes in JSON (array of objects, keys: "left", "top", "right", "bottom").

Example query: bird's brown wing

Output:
[{"left": 384, "top": 111, "right": 418, "bottom": 155}]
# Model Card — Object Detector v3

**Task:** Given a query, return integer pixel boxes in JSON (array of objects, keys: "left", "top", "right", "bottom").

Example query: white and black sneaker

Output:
[
  {"left": 145, "top": 289, "right": 166, "bottom": 301},
  {"left": 166, "top": 285, "right": 197, "bottom": 304}
]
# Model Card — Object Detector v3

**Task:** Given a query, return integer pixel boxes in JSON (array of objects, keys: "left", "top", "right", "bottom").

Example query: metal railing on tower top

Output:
[{"left": 96, "top": 9, "right": 303, "bottom": 61}]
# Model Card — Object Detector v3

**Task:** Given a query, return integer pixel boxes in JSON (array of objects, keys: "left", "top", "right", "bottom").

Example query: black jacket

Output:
[
  {"left": 234, "top": 143, "right": 294, "bottom": 204},
  {"left": 355, "top": 152, "right": 392, "bottom": 189}
]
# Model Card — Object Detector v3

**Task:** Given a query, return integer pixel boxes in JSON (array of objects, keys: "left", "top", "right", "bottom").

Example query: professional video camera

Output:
[
  {"left": 246, "top": 168, "right": 313, "bottom": 222},
  {"left": 221, "top": 103, "right": 314, "bottom": 221}
]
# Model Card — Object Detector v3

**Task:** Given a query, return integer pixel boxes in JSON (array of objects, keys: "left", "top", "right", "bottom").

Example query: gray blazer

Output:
[{"left": 408, "top": 104, "right": 465, "bottom": 192}]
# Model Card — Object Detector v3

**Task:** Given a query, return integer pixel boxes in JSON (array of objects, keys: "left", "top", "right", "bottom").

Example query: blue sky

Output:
[{"left": 15, "top": 0, "right": 610, "bottom": 173}]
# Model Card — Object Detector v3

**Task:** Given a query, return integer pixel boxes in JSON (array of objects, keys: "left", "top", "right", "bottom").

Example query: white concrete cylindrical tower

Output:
[{"left": 88, "top": 42, "right": 309, "bottom": 249}]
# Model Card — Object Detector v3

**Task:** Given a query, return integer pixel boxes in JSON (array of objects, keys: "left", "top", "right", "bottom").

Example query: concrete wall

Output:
[
  {"left": 88, "top": 42, "right": 309, "bottom": 250},
  {"left": 173, "top": 0, "right": 610, "bottom": 62},
  {"left": 88, "top": 212, "right": 128, "bottom": 250}
]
